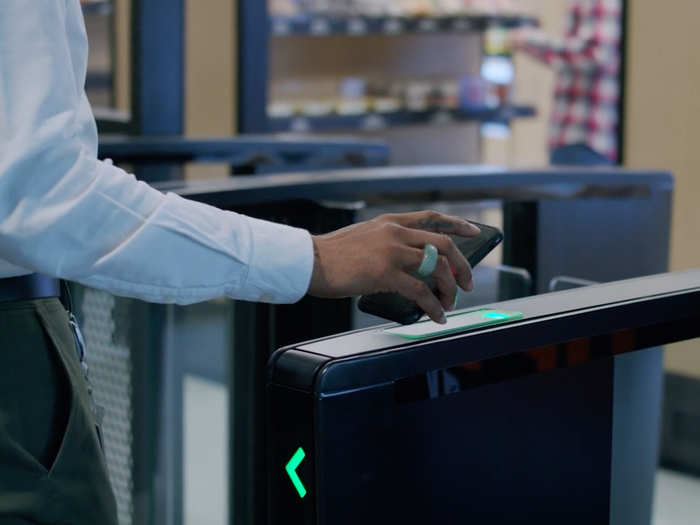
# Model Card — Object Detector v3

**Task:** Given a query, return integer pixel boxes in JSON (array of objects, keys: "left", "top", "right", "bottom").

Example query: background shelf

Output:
[
  {"left": 269, "top": 105, "right": 535, "bottom": 133},
  {"left": 271, "top": 14, "right": 537, "bottom": 37}
]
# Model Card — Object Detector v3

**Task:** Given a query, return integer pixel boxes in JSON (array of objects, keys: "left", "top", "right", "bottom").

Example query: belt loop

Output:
[
  {"left": 61, "top": 280, "right": 87, "bottom": 364},
  {"left": 59, "top": 280, "right": 74, "bottom": 313}
]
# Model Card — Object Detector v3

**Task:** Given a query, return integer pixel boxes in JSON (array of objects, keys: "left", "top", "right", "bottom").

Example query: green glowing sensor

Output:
[
  {"left": 384, "top": 309, "right": 523, "bottom": 340},
  {"left": 285, "top": 447, "right": 307, "bottom": 499},
  {"left": 482, "top": 312, "right": 509, "bottom": 320}
]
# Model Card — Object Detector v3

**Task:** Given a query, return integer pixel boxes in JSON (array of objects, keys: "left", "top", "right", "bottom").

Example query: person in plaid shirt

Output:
[{"left": 510, "top": 0, "right": 622, "bottom": 165}]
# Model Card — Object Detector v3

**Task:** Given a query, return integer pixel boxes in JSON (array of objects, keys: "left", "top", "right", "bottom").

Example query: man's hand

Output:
[{"left": 308, "top": 211, "right": 481, "bottom": 324}]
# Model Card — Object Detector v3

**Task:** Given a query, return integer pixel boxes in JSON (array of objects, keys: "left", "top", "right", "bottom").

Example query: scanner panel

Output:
[{"left": 298, "top": 269, "right": 700, "bottom": 360}]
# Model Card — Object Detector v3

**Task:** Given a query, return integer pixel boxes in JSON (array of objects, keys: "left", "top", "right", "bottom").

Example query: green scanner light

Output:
[
  {"left": 285, "top": 447, "right": 307, "bottom": 499},
  {"left": 482, "top": 311, "right": 509, "bottom": 320},
  {"left": 385, "top": 309, "right": 523, "bottom": 340}
]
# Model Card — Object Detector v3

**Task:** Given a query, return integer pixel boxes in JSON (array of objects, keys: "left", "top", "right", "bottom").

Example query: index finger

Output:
[{"left": 388, "top": 211, "right": 481, "bottom": 238}]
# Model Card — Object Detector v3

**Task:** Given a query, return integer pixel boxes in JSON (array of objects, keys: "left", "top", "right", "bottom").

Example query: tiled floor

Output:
[
  {"left": 184, "top": 377, "right": 228, "bottom": 525},
  {"left": 653, "top": 469, "right": 700, "bottom": 525},
  {"left": 183, "top": 376, "right": 700, "bottom": 525}
]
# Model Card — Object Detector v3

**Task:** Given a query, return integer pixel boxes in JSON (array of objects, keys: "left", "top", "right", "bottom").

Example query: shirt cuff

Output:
[{"left": 241, "top": 215, "right": 314, "bottom": 304}]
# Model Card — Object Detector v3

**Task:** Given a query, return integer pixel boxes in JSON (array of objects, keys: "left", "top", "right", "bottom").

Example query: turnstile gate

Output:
[{"left": 268, "top": 270, "right": 700, "bottom": 525}]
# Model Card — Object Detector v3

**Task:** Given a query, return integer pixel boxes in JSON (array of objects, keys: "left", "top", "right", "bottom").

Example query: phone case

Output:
[{"left": 358, "top": 222, "right": 503, "bottom": 325}]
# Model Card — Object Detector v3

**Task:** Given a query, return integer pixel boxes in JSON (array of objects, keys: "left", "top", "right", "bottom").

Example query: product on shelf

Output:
[
  {"left": 337, "top": 77, "right": 370, "bottom": 114},
  {"left": 302, "top": 100, "right": 335, "bottom": 116},
  {"left": 439, "top": 79, "right": 460, "bottom": 109},
  {"left": 268, "top": 101, "right": 297, "bottom": 118},
  {"left": 458, "top": 74, "right": 487, "bottom": 108},
  {"left": 268, "top": 71, "right": 515, "bottom": 121},
  {"left": 480, "top": 54, "right": 513, "bottom": 107},
  {"left": 336, "top": 99, "right": 370, "bottom": 115},
  {"left": 484, "top": 25, "right": 510, "bottom": 55},
  {"left": 269, "top": 0, "right": 300, "bottom": 17},
  {"left": 404, "top": 81, "right": 432, "bottom": 111},
  {"left": 367, "top": 80, "right": 402, "bottom": 113},
  {"left": 269, "top": 0, "right": 524, "bottom": 18},
  {"left": 372, "top": 97, "right": 402, "bottom": 113}
]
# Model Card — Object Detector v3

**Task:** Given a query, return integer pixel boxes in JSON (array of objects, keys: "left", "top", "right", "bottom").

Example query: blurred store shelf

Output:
[
  {"left": 269, "top": 105, "right": 535, "bottom": 132},
  {"left": 270, "top": 14, "right": 536, "bottom": 37}
]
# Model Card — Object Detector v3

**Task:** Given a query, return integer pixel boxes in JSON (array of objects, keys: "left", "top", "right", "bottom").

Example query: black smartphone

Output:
[{"left": 358, "top": 221, "right": 503, "bottom": 325}]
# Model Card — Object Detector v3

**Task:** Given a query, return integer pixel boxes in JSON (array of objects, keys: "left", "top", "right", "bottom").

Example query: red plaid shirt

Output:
[{"left": 522, "top": 0, "right": 622, "bottom": 161}]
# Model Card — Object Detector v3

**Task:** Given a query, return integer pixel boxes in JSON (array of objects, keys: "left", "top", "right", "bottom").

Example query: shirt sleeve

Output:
[
  {"left": 519, "top": 0, "right": 621, "bottom": 73},
  {"left": 0, "top": 1, "right": 314, "bottom": 305}
]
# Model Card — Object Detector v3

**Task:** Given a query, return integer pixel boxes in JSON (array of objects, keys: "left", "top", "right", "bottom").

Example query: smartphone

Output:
[{"left": 357, "top": 222, "right": 503, "bottom": 325}]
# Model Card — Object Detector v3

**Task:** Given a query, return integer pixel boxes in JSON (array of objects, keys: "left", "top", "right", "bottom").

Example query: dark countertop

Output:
[
  {"left": 152, "top": 165, "right": 673, "bottom": 208},
  {"left": 98, "top": 134, "right": 390, "bottom": 167}
]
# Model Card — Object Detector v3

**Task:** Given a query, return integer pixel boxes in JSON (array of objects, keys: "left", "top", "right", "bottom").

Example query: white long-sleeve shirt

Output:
[{"left": 0, "top": 0, "right": 314, "bottom": 305}]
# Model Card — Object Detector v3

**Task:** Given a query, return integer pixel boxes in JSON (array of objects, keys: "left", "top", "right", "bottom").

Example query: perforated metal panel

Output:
[{"left": 80, "top": 288, "right": 134, "bottom": 525}]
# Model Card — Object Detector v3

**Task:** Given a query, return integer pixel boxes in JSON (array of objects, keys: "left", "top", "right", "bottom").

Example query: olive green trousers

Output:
[{"left": 0, "top": 298, "right": 118, "bottom": 524}]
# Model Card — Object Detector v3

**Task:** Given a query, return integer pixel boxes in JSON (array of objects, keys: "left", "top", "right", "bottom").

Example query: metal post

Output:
[
  {"left": 237, "top": 0, "right": 269, "bottom": 133},
  {"left": 131, "top": 0, "right": 185, "bottom": 182}
]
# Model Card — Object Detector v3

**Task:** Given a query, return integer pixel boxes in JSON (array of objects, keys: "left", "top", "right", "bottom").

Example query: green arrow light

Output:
[{"left": 285, "top": 447, "right": 307, "bottom": 499}]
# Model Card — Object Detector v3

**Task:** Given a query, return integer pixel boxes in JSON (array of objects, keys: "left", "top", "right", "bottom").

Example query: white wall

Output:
[{"left": 624, "top": 0, "right": 700, "bottom": 378}]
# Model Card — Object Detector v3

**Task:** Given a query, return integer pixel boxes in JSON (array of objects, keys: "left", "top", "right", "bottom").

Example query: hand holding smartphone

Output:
[{"left": 358, "top": 222, "right": 503, "bottom": 325}]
